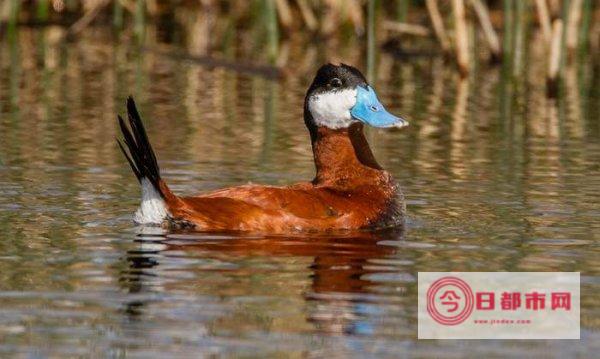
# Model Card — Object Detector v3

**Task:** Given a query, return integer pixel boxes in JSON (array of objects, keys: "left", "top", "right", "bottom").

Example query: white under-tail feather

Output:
[{"left": 134, "top": 178, "right": 168, "bottom": 225}]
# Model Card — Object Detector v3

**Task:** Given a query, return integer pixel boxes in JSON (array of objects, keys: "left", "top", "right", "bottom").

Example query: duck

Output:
[{"left": 118, "top": 63, "right": 409, "bottom": 233}]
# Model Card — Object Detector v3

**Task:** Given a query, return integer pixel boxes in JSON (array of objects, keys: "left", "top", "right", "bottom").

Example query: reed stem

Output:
[
  {"left": 265, "top": 0, "right": 279, "bottom": 63},
  {"left": 134, "top": 0, "right": 145, "bottom": 42},
  {"left": 577, "top": 0, "right": 592, "bottom": 55},
  {"left": 296, "top": 0, "right": 317, "bottom": 31},
  {"left": 383, "top": 21, "right": 430, "bottom": 36},
  {"left": 275, "top": 0, "right": 292, "bottom": 31},
  {"left": 566, "top": 0, "right": 583, "bottom": 52},
  {"left": 36, "top": 0, "right": 49, "bottom": 21},
  {"left": 397, "top": 0, "right": 409, "bottom": 22},
  {"left": 470, "top": 0, "right": 501, "bottom": 62},
  {"left": 426, "top": 0, "right": 451, "bottom": 56},
  {"left": 113, "top": 0, "right": 123, "bottom": 28},
  {"left": 453, "top": 0, "right": 469, "bottom": 77},
  {"left": 8, "top": 0, "right": 20, "bottom": 30},
  {"left": 513, "top": 0, "right": 528, "bottom": 76},
  {"left": 502, "top": 0, "right": 515, "bottom": 65},
  {"left": 547, "top": 19, "right": 563, "bottom": 96},
  {"left": 367, "top": 0, "right": 377, "bottom": 83},
  {"left": 535, "top": 0, "right": 552, "bottom": 44}
]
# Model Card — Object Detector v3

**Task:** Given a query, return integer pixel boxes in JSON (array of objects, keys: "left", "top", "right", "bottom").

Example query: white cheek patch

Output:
[{"left": 308, "top": 88, "right": 357, "bottom": 129}]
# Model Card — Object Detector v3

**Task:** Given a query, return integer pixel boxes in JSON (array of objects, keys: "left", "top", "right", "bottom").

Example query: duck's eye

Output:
[{"left": 330, "top": 78, "right": 342, "bottom": 87}]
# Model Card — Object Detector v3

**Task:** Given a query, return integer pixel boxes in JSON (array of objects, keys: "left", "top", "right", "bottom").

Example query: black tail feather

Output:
[
  {"left": 117, "top": 97, "right": 163, "bottom": 196},
  {"left": 117, "top": 138, "right": 141, "bottom": 181}
]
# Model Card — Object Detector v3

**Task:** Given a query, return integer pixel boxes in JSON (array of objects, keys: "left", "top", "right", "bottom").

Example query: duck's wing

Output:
[{"left": 164, "top": 184, "right": 355, "bottom": 232}]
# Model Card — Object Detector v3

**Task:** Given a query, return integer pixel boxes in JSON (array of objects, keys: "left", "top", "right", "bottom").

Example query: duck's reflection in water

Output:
[{"left": 118, "top": 228, "right": 405, "bottom": 335}]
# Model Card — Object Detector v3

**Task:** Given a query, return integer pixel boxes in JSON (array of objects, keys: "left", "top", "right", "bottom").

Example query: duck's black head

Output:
[{"left": 304, "top": 63, "right": 408, "bottom": 136}]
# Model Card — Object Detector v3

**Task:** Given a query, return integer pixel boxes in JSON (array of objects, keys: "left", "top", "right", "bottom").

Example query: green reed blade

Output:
[
  {"left": 114, "top": 0, "right": 124, "bottom": 29},
  {"left": 265, "top": 0, "right": 279, "bottom": 64},
  {"left": 36, "top": 0, "right": 49, "bottom": 21},
  {"left": 578, "top": 0, "right": 592, "bottom": 56},
  {"left": 397, "top": 0, "right": 409, "bottom": 22},
  {"left": 8, "top": 0, "right": 20, "bottom": 30},
  {"left": 134, "top": 0, "right": 145, "bottom": 42},
  {"left": 502, "top": 0, "right": 514, "bottom": 59}
]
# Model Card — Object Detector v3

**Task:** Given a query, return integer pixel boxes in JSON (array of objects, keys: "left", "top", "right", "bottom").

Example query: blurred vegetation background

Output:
[
  {"left": 0, "top": 0, "right": 598, "bottom": 96},
  {"left": 0, "top": 0, "right": 600, "bottom": 81}
]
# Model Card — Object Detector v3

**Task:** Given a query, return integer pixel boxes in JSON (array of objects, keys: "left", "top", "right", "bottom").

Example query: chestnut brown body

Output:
[{"left": 160, "top": 123, "right": 404, "bottom": 232}]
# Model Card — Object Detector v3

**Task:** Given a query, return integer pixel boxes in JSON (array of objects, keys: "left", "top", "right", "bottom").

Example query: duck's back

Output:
[{"left": 164, "top": 180, "right": 403, "bottom": 232}]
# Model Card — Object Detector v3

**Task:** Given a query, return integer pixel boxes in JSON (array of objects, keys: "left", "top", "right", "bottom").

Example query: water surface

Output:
[{"left": 0, "top": 29, "right": 599, "bottom": 357}]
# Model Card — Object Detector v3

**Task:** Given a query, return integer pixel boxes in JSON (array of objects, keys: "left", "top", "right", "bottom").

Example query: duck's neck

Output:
[{"left": 311, "top": 123, "right": 383, "bottom": 186}]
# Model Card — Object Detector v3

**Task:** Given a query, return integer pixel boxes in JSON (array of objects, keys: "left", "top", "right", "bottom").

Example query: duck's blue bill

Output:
[{"left": 350, "top": 86, "right": 408, "bottom": 128}]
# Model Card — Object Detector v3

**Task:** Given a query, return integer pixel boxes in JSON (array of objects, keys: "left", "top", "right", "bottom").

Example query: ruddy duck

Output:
[{"left": 118, "top": 63, "right": 408, "bottom": 233}]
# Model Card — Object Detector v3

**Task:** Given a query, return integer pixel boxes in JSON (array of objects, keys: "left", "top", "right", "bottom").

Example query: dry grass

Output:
[{"left": 1, "top": 0, "right": 598, "bottom": 94}]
